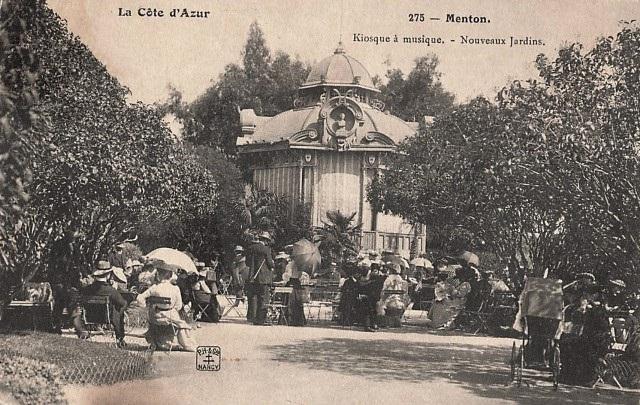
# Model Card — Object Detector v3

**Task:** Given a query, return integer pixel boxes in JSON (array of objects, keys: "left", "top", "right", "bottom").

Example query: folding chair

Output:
[
  {"left": 146, "top": 296, "right": 179, "bottom": 354},
  {"left": 316, "top": 284, "right": 340, "bottom": 322},
  {"left": 461, "top": 299, "right": 491, "bottom": 335},
  {"left": 414, "top": 285, "right": 435, "bottom": 311},
  {"left": 80, "top": 295, "right": 116, "bottom": 341},
  {"left": 192, "top": 290, "right": 215, "bottom": 322},
  {"left": 218, "top": 274, "right": 244, "bottom": 318},
  {"left": 305, "top": 284, "right": 328, "bottom": 322},
  {"left": 268, "top": 287, "right": 293, "bottom": 325}
]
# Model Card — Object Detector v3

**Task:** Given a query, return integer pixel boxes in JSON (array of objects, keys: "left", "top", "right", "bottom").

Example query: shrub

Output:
[{"left": 0, "top": 353, "right": 66, "bottom": 405}]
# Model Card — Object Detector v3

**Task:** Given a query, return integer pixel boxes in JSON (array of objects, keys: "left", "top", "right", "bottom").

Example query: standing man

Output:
[
  {"left": 230, "top": 245, "right": 248, "bottom": 301},
  {"left": 108, "top": 243, "right": 127, "bottom": 269},
  {"left": 245, "top": 232, "right": 274, "bottom": 325}
]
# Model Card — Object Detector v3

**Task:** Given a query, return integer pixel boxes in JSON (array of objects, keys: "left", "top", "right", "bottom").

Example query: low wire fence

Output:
[
  {"left": 60, "top": 350, "right": 153, "bottom": 385},
  {"left": 0, "top": 346, "right": 154, "bottom": 386}
]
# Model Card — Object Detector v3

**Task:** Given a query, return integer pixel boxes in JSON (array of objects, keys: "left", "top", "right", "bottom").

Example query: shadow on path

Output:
[{"left": 268, "top": 337, "right": 639, "bottom": 405}]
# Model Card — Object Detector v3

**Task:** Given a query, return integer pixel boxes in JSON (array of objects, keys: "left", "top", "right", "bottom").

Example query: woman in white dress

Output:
[{"left": 136, "top": 262, "right": 197, "bottom": 351}]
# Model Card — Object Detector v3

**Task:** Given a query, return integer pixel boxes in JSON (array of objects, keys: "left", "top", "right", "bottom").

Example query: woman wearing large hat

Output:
[{"left": 136, "top": 261, "right": 197, "bottom": 351}]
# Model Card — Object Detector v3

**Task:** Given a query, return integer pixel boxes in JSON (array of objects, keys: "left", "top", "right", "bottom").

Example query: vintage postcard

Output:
[{"left": 1, "top": 0, "right": 640, "bottom": 404}]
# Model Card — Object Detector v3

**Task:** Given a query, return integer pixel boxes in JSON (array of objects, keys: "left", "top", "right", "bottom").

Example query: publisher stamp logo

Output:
[{"left": 196, "top": 346, "right": 221, "bottom": 371}]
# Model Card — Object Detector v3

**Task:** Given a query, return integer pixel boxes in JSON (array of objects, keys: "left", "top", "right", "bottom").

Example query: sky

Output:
[{"left": 47, "top": 0, "right": 639, "bottom": 105}]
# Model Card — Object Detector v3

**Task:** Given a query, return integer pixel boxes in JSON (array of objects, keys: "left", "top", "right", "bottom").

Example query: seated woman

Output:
[
  {"left": 191, "top": 269, "right": 220, "bottom": 323},
  {"left": 381, "top": 264, "right": 408, "bottom": 327},
  {"left": 595, "top": 310, "right": 640, "bottom": 388},
  {"left": 136, "top": 261, "right": 197, "bottom": 352},
  {"left": 427, "top": 272, "right": 454, "bottom": 329}
]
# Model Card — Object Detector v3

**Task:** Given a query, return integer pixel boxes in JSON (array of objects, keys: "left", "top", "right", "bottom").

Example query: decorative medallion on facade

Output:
[{"left": 319, "top": 89, "right": 364, "bottom": 151}]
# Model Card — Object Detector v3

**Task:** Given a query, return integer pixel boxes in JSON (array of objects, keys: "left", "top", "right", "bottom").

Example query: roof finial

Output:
[{"left": 335, "top": 41, "right": 346, "bottom": 54}]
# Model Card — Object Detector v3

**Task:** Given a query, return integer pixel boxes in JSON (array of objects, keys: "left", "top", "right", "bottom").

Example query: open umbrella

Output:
[
  {"left": 458, "top": 251, "right": 480, "bottom": 267},
  {"left": 291, "top": 238, "right": 321, "bottom": 273},
  {"left": 146, "top": 248, "right": 197, "bottom": 274},
  {"left": 410, "top": 257, "right": 433, "bottom": 268},
  {"left": 385, "top": 255, "right": 409, "bottom": 269}
]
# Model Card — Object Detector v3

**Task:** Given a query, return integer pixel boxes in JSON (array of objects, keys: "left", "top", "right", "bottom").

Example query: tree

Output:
[
  {"left": 242, "top": 188, "right": 312, "bottom": 252},
  {"left": 377, "top": 55, "right": 455, "bottom": 121},
  {"left": 2, "top": 1, "right": 219, "bottom": 300},
  {"left": 314, "top": 210, "right": 362, "bottom": 268},
  {"left": 369, "top": 23, "right": 640, "bottom": 286},
  {"left": 0, "top": 0, "right": 43, "bottom": 307},
  {"left": 138, "top": 144, "right": 246, "bottom": 264},
  {"left": 171, "top": 22, "right": 310, "bottom": 155}
]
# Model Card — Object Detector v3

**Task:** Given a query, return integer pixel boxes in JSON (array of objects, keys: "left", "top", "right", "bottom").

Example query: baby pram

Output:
[{"left": 510, "top": 277, "right": 564, "bottom": 389}]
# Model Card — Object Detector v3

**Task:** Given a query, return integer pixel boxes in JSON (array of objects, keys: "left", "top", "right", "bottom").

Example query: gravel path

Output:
[{"left": 63, "top": 316, "right": 639, "bottom": 405}]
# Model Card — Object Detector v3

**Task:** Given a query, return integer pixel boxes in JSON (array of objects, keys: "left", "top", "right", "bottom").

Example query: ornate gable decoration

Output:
[{"left": 319, "top": 90, "right": 364, "bottom": 151}]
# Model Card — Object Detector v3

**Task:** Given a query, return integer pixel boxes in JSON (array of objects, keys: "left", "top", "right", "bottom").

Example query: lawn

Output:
[{"left": 0, "top": 331, "right": 153, "bottom": 404}]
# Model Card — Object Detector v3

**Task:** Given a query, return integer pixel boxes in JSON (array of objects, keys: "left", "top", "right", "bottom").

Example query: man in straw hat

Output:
[
  {"left": 274, "top": 251, "right": 290, "bottom": 283},
  {"left": 72, "top": 260, "right": 128, "bottom": 347},
  {"left": 111, "top": 267, "right": 128, "bottom": 291},
  {"left": 245, "top": 231, "right": 274, "bottom": 325},
  {"left": 108, "top": 243, "right": 127, "bottom": 269}
]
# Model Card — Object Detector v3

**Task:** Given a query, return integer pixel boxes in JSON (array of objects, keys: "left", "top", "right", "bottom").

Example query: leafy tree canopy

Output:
[
  {"left": 377, "top": 55, "right": 455, "bottom": 122},
  {"left": 2, "top": 1, "right": 220, "bottom": 300},
  {"left": 369, "top": 23, "right": 640, "bottom": 286},
  {"left": 168, "top": 21, "right": 310, "bottom": 155}
]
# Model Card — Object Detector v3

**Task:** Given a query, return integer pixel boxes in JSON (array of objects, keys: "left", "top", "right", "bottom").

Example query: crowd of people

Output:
[
  {"left": 558, "top": 274, "right": 640, "bottom": 386},
  {"left": 68, "top": 256, "right": 209, "bottom": 351},
  {"left": 46, "top": 233, "right": 640, "bottom": 388},
  {"left": 332, "top": 250, "right": 514, "bottom": 332},
  {"left": 61, "top": 235, "right": 519, "bottom": 351}
]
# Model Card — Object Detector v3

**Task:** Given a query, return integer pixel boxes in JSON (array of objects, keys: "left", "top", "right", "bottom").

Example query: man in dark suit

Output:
[
  {"left": 107, "top": 243, "right": 127, "bottom": 269},
  {"left": 245, "top": 232, "right": 274, "bottom": 325},
  {"left": 73, "top": 260, "right": 128, "bottom": 347}
]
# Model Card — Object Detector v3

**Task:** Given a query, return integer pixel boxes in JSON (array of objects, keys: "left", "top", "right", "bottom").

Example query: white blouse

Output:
[{"left": 136, "top": 280, "right": 183, "bottom": 311}]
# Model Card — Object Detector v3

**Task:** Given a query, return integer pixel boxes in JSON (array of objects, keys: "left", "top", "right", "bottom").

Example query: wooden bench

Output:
[
  {"left": 5, "top": 282, "right": 54, "bottom": 331},
  {"left": 5, "top": 300, "right": 54, "bottom": 331}
]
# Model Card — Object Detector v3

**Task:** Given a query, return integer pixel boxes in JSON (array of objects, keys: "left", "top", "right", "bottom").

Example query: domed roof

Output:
[
  {"left": 300, "top": 43, "right": 379, "bottom": 93},
  {"left": 237, "top": 102, "right": 416, "bottom": 149}
]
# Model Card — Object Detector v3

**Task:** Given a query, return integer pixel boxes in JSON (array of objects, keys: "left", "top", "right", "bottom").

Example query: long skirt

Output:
[
  {"left": 428, "top": 299, "right": 450, "bottom": 327},
  {"left": 146, "top": 308, "right": 197, "bottom": 352},
  {"left": 287, "top": 278, "right": 307, "bottom": 326}
]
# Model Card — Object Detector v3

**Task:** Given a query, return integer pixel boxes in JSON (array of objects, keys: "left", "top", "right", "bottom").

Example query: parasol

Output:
[
  {"left": 385, "top": 255, "right": 410, "bottom": 269},
  {"left": 385, "top": 255, "right": 405, "bottom": 267},
  {"left": 458, "top": 251, "right": 480, "bottom": 267},
  {"left": 146, "top": 247, "right": 197, "bottom": 274},
  {"left": 410, "top": 257, "right": 433, "bottom": 268},
  {"left": 291, "top": 238, "right": 321, "bottom": 273}
]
